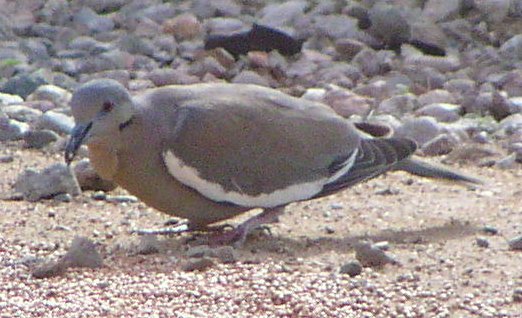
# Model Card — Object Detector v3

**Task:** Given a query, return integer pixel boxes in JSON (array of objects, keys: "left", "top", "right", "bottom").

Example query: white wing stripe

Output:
[{"left": 162, "top": 150, "right": 326, "bottom": 208}]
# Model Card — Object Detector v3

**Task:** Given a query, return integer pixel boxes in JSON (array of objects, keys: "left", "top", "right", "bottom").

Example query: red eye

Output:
[{"left": 102, "top": 101, "right": 114, "bottom": 112}]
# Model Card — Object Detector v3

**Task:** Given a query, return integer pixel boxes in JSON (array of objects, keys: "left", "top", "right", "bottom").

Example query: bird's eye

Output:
[{"left": 102, "top": 101, "right": 114, "bottom": 112}]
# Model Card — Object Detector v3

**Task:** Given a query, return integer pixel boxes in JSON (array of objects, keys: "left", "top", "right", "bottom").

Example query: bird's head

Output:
[{"left": 65, "top": 79, "right": 135, "bottom": 165}]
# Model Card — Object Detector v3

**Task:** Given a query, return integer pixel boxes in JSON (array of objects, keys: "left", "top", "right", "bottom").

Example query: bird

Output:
[{"left": 65, "top": 79, "right": 480, "bottom": 245}]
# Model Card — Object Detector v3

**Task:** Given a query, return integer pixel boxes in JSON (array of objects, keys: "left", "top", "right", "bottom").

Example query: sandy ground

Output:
[{"left": 1, "top": 142, "right": 521, "bottom": 317}]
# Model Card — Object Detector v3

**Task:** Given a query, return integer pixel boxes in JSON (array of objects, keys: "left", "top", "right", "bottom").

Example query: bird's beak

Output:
[{"left": 65, "top": 122, "right": 92, "bottom": 165}]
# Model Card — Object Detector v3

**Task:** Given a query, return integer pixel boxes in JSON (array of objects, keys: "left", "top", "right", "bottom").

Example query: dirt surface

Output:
[{"left": 1, "top": 142, "right": 521, "bottom": 317}]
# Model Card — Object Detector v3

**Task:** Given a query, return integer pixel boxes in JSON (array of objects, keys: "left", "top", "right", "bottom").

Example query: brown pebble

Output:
[{"left": 182, "top": 257, "right": 215, "bottom": 272}]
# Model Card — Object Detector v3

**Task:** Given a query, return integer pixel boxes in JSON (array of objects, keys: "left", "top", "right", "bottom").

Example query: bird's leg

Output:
[{"left": 210, "top": 207, "right": 284, "bottom": 247}]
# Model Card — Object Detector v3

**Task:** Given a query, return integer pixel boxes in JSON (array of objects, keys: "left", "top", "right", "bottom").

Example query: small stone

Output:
[
  {"left": 0, "top": 118, "right": 30, "bottom": 141},
  {"left": 182, "top": 257, "right": 215, "bottom": 272},
  {"left": 513, "top": 288, "right": 522, "bottom": 302},
  {"left": 2, "top": 105, "right": 42, "bottom": 122},
  {"left": 415, "top": 103, "right": 462, "bottom": 123},
  {"left": 481, "top": 226, "right": 499, "bottom": 235},
  {"left": 136, "top": 235, "right": 161, "bottom": 255},
  {"left": 211, "top": 246, "right": 237, "bottom": 263},
  {"left": 23, "top": 130, "right": 59, "bottom": 149},
  {"left": 396, "top": 116, "right": 442, "bottom": 146},
  {"left": 163, "top": 14, "right": 203, "bottom": 40},
  {"left": 418, "top": 89, "right": 456, "bottom": 106},
  {"left": 232, "top": 70, "right": 271, "bottom": 87},
  {"left": 62, "top": 236, "right": 103, "bottom": 268},
  {"left": 475, "top": 237, "right": 489, "bottom": 248},
  {"left": 32, "top": 260, "right": 68, "bottom": 279},
  {"left": 186, "top": 245, "right": 212, "bottom": 258},
  {"left": 37, "top": 111, "right": 74, "bottom": 135},
  {"left": 105, "top": 195, "right": 138, "bottom": 203},
  {"left": 324, "top": 226, "right": 335, "bottom": 234},
  {"left": 73, "top": 7, "right": 115, "bottom": 34},
  {"left": 335, "top": 38, "right": 365, "bottom": 60},
  {"left": 495, "top": 153, "right": 517, "bottom": 169},
  {"left": 1, "top": 73, "right": 46, "bottom": 99},
  {"left": 339, "top": 260, "right": 363, "bottom": 277},
  {"left": 378, "top": 94, "right": 419, "bottom": 117},
  {"left": 0, "top": 92, "right": 24, "bottom": 105},
  {"left": 0, "top": 155, "right": 14, "bottom": 163},
  {"left": 373, "top": 241, "right": 390, "bottom": 251},
  {"left": 54, "top": 193, "right": 72, "bottom": 203},
  {"left": 421, "top": 133, "right": 457, "bottom": 156},
  {"left": 91, "top": 191, "right": 107, "bottom": 200},
  {"left": 354, "top": 241, "right": 398, "bottom": 267},
  {"left": 14, "top": 163, "right": 81, "bottom": 202},
  {"left": 508, "top": 236, "right": 522, "bottom": 250},
  {"left": 27, "top": 84, "right": 71, "bottom": 107}
]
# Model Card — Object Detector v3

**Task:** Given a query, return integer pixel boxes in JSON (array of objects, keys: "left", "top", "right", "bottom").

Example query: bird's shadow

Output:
[{"left": 238, "top": 220, "right": 478, "bottom": 258}]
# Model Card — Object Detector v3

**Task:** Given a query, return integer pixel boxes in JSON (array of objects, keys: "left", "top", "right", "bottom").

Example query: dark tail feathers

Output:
[{"left": 393, "top": 158, "right": 482, "bottom": 184}]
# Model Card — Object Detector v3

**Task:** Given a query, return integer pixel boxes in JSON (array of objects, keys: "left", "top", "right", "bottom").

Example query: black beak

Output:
[{"left": 65, "top": 122, "right": 92, "bottom": 165}]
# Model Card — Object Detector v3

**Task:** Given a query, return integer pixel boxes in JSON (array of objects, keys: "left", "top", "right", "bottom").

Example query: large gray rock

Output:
[
  {"left": 0, "top": 92, "right": 24, "bottom": 105},
  {"left": 2, "top": 105, "right": 43, "bottom": 122},
  {"left": 37, "top": 111, "right": 74, "bottom": 135},
  {"left": 0, "top": 118, "right": 30, "bottom": 141},
  {"left": 396, "top": 116, "right": 443, "bottom": 146},
  {"left": 14, "top": 163, "right": 81, "bottom": 202},
  {"left": 73, "top": 7, "right": 115, "bottom": 34},
  {"left": 415, "top": 103, "right": 462, "bottom": 122},
  {"left": 258, "top": 0, "right": 308, "bottom": 28},
  {"left": 23, "top": 130, "right": 60, "bottom": 149},
  {"left": 27, "top": 85, "right": 72, "bottom": 108}
]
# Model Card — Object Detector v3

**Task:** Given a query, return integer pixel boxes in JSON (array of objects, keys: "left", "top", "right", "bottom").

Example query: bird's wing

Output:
[{"left": 157, "top": 84, "right": 360, "bottom": 208}]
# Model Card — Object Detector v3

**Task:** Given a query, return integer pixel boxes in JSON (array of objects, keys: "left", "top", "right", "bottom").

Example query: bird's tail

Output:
[{"left": 393, "top": 158, "right": 482, "bottom": 184}]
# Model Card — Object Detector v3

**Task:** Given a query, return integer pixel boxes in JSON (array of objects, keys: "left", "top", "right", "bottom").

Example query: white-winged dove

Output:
[{"left": 65, "top": 79, "right": 479, "bottom": 244}]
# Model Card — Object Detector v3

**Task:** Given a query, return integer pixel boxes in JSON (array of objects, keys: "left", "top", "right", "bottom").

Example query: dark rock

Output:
[
  {"left": 23, "top": 130, "right": 60, "bottom": 149},
  {"left": 475, "top": 237, "right": 490, "bottom": 248},
  {"left": 0, "top": 118, "right": 30, "bottom": 141},
  {"left": 1, "top": 73, "right": 47, "bottom": 99},
  {"left": 339, "top": 260, "right": 363, "bottom": 277},
  {"left": 205, "top": 24, "right": 304, "bottom": 58}
]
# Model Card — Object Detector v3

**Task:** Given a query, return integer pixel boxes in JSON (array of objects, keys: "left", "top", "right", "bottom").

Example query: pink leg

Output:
[{"left": 210, "top": 207, "right": 285, "bottom": 247}]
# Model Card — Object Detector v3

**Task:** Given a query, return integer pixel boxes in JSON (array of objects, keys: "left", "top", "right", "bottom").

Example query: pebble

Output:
[
  {"left": 23, "top": 129, "right": 59, "bottom": 149},
  {"left": 354, "top": 242, "right": 398, "bottom": 267},
  {"left": 105, "top": 195, "right": 138, "bottom": 204},
  {"left": 27, "top": 84, "right": 71, "bottom": 107},
  {"left": 396, "top": 116, "right": 442, "bottom": 146},
  {"left": 14, "top": 163, "right": 81, "bottom": 202},
  {"left": 0, "top": 118, "right": 30, "bottom": 141},
  {"left": 182, "top": 257, "right": 215, "bottom": 272},
  {"left": 475, "top": 237, "right": 489, "bottom": 248},
  {"left": 415, "top": 103, "right": 462, "bottom": 123},
  {"left": 136, "top": 235, "right": 161, "bottom": 255},
  {"left": 481, "top": 226, "right": 499, "bottom": 235},
  {"left": 1, "top": 73, "right": 46, "bottom": 99},
  {"left": 62, "top": 236, "right": 103, "bottom": 268},
  {"left": 508, "top": 236, "right": 522, "bottom": 251},
  {"left": 0, "top": 92, "right": 24, "bottom": 105},
  {"left": 513, "top": 288, "right": 522, "bottom": 302},
  {"left": 2, "top": 105, "right": 43, "bottom": 122},
  {"left": 37, "top": 110, "right": 75, "bottom": 135},
  {"left": 339, "top": 260, "right": 363, "bottom": 277}
]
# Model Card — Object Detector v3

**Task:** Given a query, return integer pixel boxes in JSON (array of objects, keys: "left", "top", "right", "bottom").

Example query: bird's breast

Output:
[{"left": 87, "top": 144, "right": 118, "bottom": 180}]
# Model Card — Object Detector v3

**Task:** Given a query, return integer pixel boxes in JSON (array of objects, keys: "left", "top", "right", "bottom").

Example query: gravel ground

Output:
[{"left": 1, "top": 146, "right": 522, "bottom": 317}]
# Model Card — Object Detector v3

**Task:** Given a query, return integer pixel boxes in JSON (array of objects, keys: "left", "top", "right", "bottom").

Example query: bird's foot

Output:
[{"left": 208, "top": 207, "right": 283, "bottom": 248}]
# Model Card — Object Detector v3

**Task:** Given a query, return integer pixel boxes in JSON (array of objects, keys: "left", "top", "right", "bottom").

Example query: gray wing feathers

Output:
[{"left": 316, "top": 138, "right": 417, "bottom": 197}]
